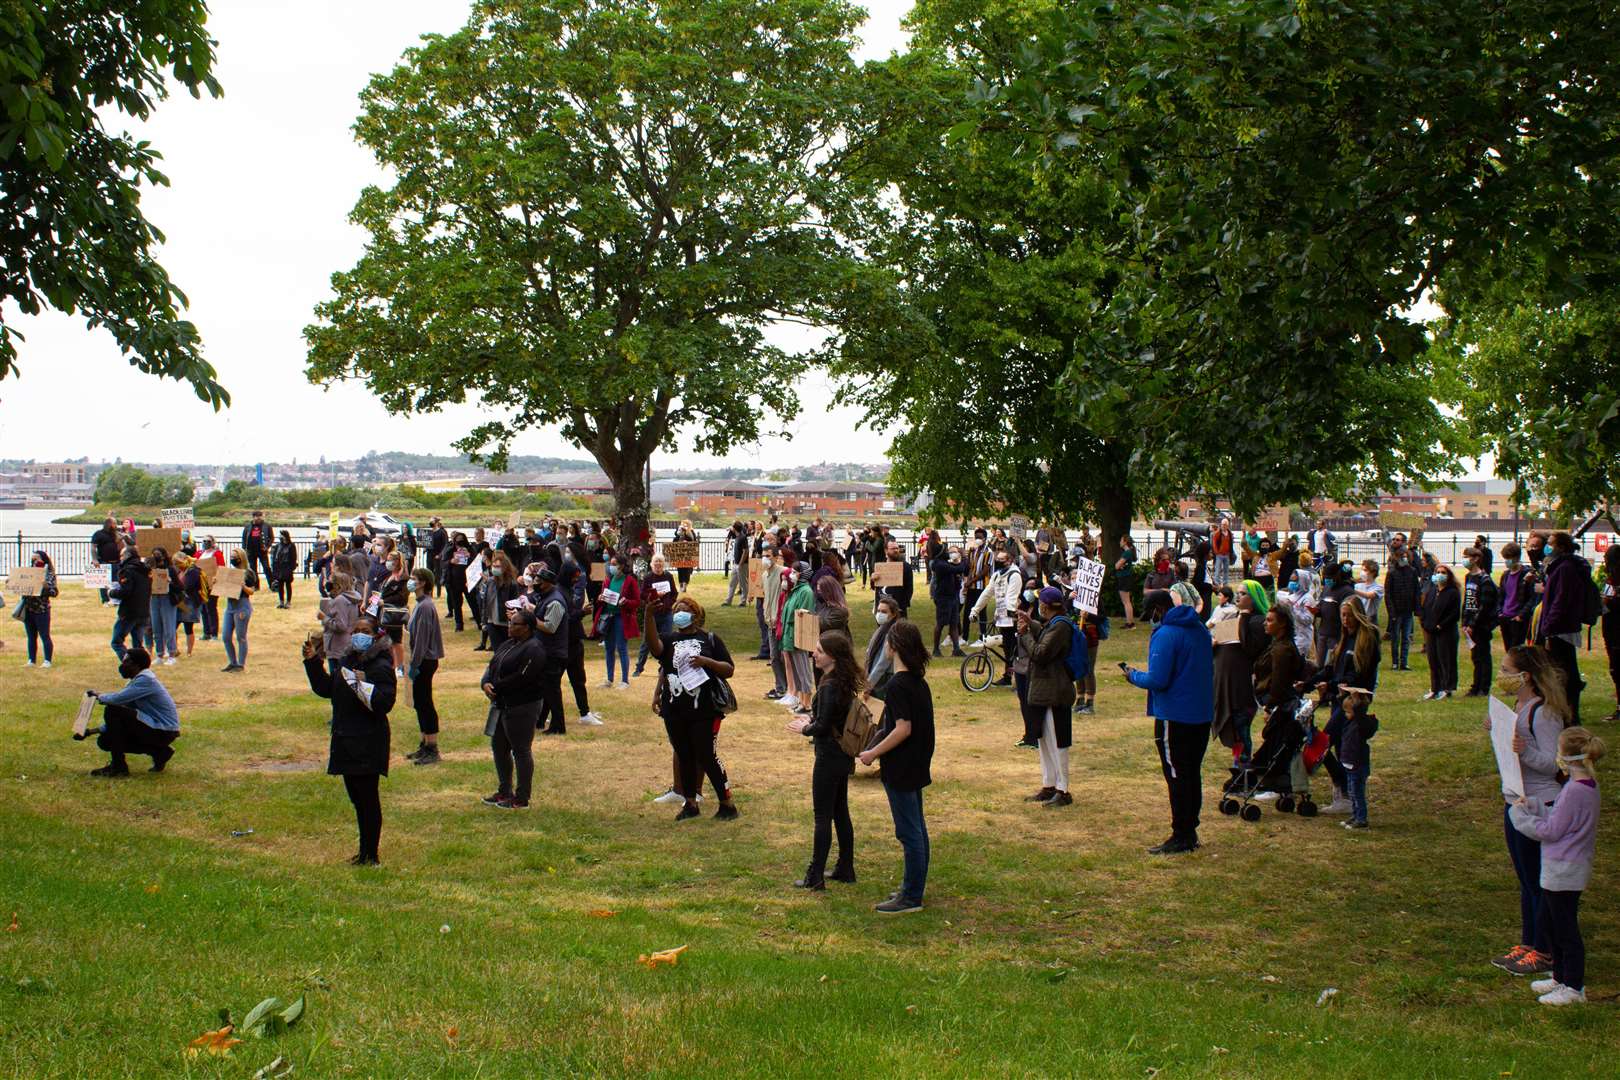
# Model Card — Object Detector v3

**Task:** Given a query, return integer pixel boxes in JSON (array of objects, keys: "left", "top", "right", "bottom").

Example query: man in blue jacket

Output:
[
  {"left": 77, "top": 647, "right": 181, "bottom": 776},
  {"left": 1123, "top": 591, "right": 1214, "bottom": 854}
]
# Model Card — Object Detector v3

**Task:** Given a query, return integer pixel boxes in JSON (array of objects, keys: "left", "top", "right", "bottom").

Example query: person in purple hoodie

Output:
[
  {"left": 1510, "top": 726, "right": 1604, "bottom": 1006},
  {"left": 1534, "top": 531, "right": 1593, "bottom": 723},
  {"left": 1497, "top": 542, "right": 1536, "bottom": 652}
]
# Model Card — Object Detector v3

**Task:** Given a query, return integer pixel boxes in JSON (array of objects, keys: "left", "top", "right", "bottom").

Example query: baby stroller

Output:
[{"left": 1219, "top": 697, "right": 1324, "bottom": 821}]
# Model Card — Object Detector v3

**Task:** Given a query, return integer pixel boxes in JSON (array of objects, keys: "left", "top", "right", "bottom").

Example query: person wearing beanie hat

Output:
[{"left": 1017, "top": 587, "right": 1081, "bottom": 806}]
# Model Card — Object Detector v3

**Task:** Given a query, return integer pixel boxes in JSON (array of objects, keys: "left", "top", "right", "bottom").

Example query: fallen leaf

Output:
[
  {"left": 445, "top": 1026, "right": 459, "bottom": 1045},
  {"left": 905, "top": 1004, "right": 918, "bottom": 1014},
  {"left": 4, "top": 912, "right": 18, "bottom": 933},
  {"left": 636, "top": 945, "right": 689, "bottom": 969},
  {"left": 589, "top": 910, "right": 618, "bottom": 918},
  {"left": 187, "top": 1025, "right": 244, "bottom": 1057},
  {"left": 145, "top": 883, "right": 161, "bottom": 894}
]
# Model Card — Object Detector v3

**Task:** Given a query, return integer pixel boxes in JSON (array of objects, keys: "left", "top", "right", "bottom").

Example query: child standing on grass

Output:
[
  {"left": 1510, "top": 727, "right": 1604, "bottom": 1006},
  {"left": 1338, "top": 687, "right": 1377, "bottom": 830}
]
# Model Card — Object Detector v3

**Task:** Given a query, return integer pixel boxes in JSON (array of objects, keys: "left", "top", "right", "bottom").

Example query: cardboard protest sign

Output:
[
  {"left": 198, "top": 558, "right": 219, "bottom": 583},
  {"left": 508, "top": 511, "right": 521, "bottom": 528},
  {"left": 1266, "top": 551, "right": 1283, "bottom": 578},
  {"left": 793, "top": 609, "right": 820, "bottom": 651},
  {"left": 149, "top": 571, "right": 170, "bottom": 596},
  {"left": 74, "top": 692, "right": 96, "bottom": 738},
  {"left": 663, "top": 541, "right": 700, "bottom": 569},
  {"left": 7, "top": 566, "right": 45, "bottom": 596},
  {"left": 214, "top": 568, "right": 246, "bottom": 597},
  {"left": 590, "top": 561, "right": 608, "bottom": 582},
  {"left": 1073, "top": 557, "right": 1106, "bottom": 615},
  {"left": 161, "top": 506, "right": 194, "bottom": 530},
  {"left": 1211, "top": 616, "right": 1241, "bottom": 646},
  {"left": 1009, "top": 514, "right": 1029, "bottom": 541},
  {"left": 870, "top": 560, "right": 904, "bottom": 587},
  {"left": 83, "top": 565, "right": 111, "bottom": 590},
  {"left": 135, "top": 528, "right": 184, "bottom": 558},
  {"left": 329, "top": 511, "right": 341, "bottom": 538},
  {"left": 748, "top": 559, "right": 765, "bottom": 595}
]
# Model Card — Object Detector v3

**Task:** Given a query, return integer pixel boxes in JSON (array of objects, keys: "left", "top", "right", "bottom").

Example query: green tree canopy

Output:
[
  {"left": 305, "top": 0, "right": 878, "bottom": 541},
  {"left": 93, "top": 463, "right": 193, "bottom": 507},
  {"left": 0, "top": 1, "right": 226, "bottom": 406}
]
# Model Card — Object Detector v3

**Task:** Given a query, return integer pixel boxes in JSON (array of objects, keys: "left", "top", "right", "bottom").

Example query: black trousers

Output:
[
  {"left": 1544, "top": 635, "right": 1584, "bottom": 723},
  {"left": 1543, "top": 888, "right": 1585, "bottom": 990},
  {"left": 1155, "top": 718, "right": 1210, "bottom": 844},
  {"left": 997, "top": 627, "right": 1017, "bottom": 682},
  {"left": 961, "top": 587, "right": 986, "bottom": 639},
  {"left": 537, "top": 657, "right": 568, "bottom": 733},
  {"left": 445, "top": 582, "right": 466, "bottom": 630},
  {"left": 665, "top": 712, "right": 730, "bottom": 802},
  {"left": 342, "top": 773, "right": 382, "bottom": 860},
  {"left": 98, "top": 705, "right": 177, "bottom": 766},
  {"left": 1500, "top": 616, "right": 1529, "bottom": 652},
  {"left": 247, "top": 547, "right": 273, "bottom": 587},
  {"left": 412, "top": 658, "right": 439, "bottom": 735},
  {"left": 809, "top": 756, "right": 854, "bottom": 879},
  {"left": 491, "top": 701, "right": 538, "bottom": 802},
  {"left": 566, "top": 633, "right": 590, "bottom": 716},
  {"left": 1468, "top": 627, "right": 1494, "bottom": 693},
  {"left": 1427, "top": 626, "right": 1459, "bottom": 692}
]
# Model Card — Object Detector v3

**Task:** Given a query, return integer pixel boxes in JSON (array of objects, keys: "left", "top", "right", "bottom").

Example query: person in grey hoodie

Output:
[
  {"left": 404, "top": 568, "right": 445, "bottom": 765},
  {"left": 1488, "top": 645, "right": 1570, "bottom": 978},
  {"left": 319, "top": 572, "right": 362, "bottom": 676}
]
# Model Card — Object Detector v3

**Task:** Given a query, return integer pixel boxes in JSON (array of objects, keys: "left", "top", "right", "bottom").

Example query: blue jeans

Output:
[
  {"left": 224, "top": 599, "right": 252, "bottom": 667},
  {"left": 150, "top": 597, "right": 178, "bottom": 657},
  {"left": 602, "top": 616, "right": 628, "bottom": 682},
  {"left": 1505, "top": 803, "right": 1552, "bottom": 953},
  {"left": 1389, "top": 610, "right": 1413, "bottom": 668},
  {"left": 634, "top": 611, "right": 674, "bottom": 673},
  {"left": 24, "top": 607, "right": 52, "bottom": 663},
  {"left": 883, "top": 783, "right": 930, "bottom": 904},
  {"left": 111, "top": 616, "right": 150, "bottom": 660},
  {"left": 1344, "top": 768, "right": 1368, "bottom": 825},
  {"left": 1213, "top": 554, "right": 1230, "bottom": 585}
]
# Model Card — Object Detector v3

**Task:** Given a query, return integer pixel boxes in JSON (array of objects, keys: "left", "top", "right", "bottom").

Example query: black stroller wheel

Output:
[
  {"left": 1219, "top": 797, "right": 1239, "bottom": 816},
  {"left": 1297, "top": 799, "right": 1318, "bottom": 818},
  {"left": 1277, "top": 795, "right": 1296, "bottom": 813},
  {"left": 1240, "top": 803, "right": 1262, "bottom": 822}
]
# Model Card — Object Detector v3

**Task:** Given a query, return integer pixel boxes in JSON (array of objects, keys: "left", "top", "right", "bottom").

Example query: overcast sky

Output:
[{"left": 0, "top": 0, "right": 914, "bottom": 469}]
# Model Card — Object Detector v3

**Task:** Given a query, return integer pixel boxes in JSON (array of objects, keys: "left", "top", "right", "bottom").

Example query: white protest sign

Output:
[
  {"left": 84, "top": 565, "right": 111, "bottom": 590},
  {"left": 1073, "top": 557, "right": 1106, "bottom": 615},
  {"left": 1489, "top": 695, "right": 1524, "bottom": 799},
  {"left": 161, "top": 506, "right": 195, "bottom": 530},
  {"left": 464, "top": 556, "right": 484, "bottom": 593}
]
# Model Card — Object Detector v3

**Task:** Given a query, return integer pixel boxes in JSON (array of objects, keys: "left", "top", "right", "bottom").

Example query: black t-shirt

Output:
[
  {"left": 657, "top": 630, "right": 732, "bottom": 722},
  {"left": 877, "top": 670, "right": 934, "bottom": 791}
]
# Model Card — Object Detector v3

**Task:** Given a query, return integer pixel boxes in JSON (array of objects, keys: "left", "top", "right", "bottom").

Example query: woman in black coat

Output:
[
  {"left": 271, "top": 530, "right": 299, "bottom": 609},
  {"left": 304, "top": 615, "right": 396, "bottom": 865},
  {"left": 789, "top": 630, "right": 864, "bottom": 890},
  {"left": 1421, "top": 564, "right": 1461, "bottom": 700}
]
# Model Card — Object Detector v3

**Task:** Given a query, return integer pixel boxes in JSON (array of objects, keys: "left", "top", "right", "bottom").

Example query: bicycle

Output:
[{"left": 959, "top": 639, "right": 1009, "bottom": 692}]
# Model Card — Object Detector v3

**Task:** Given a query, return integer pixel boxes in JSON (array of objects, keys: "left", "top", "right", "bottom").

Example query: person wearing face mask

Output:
[
  {"left": 592, "top": 554, "right": 641, "bottom": 690},
  {"left": 440, "top": 531, "right": 472, "bottom": 631},
  {"left": 634, "top": 554, "right": 679, "bottom": 677},
  {"left": 78, "top": 647, "right": 180, "bottom": 776},
  {"left": 303, "top": 615, "right": 396, "bottom": 862},
  {"left": 787, "top": 631, "right": 864, "bottom": 889},
  {"left": 1313, "top": 562, "right": 1355, "bottom": 668},
  {"left": 241, "top": 510, "right": 275, "bottom": 590},
  {"left": 1114, "top": 534, "right": 1139, "bottom": 630},
  {"left": 379, "top": 552, "right": 411, "bottom": 677},
  {"left": 109, "top": 541, "right": 152, "bottom": 662},
  {"left": 1420, "top": 564, "right": 1461, "bottom": 700},
  {"left": 1017, "top": 587, "right": 1081, "bottom": 807},
  {"left": 1486, "top": 645, "right": 1571, "bottom": 979},
  {"left": 403, "top": 568, "right": 445, "bottom": 765},
  {"left": 219, "top": 549, "right": 258, "bottom": 673},
  {"left": 929, "top": 545, "right": 966, "bottom": 658},
  {"left": 1143, "top": 549, "right": 1176, "bottom": 593},
  {"left": 1352, "top": 559, "right": 1384, "bottom": 625},
  {"left": 968, "top": 545, "right": 1025, "bottom": 687},
  {"left": 1534, "top": 531, "right": 1594, "bottom": 724},
  {"left": 1461, "top": 547, "right": 1501, "bottom": 697},
  {"left": 1497, "top": 542, "right": 1535, "bottom": 653},
  {"left": 777, "top": 562, "right": 817, "bottom": 713},
  {"left": 1276, "top": 568, "right": 1318, "bottom": 661},
  {"left": 478, "top": 608, "right": 544, "bottom": 809},
  {"left": 318, "top": 570, "right": 362, "bottom": 677},
  {"left": 866, "top": 595, "right": 901, "bottom": 700},
  {"left": 480, "top": 552, "right": 521, "bottom": 650},
  {"left": 644, "top": 595, "right": 739, "bottom": 821},
  {"left": 147, "top": 546, "right": 181, "bottom": 667},
  {"left": 1384, "top": 546, "right": 1421, "bottom": 670},
  {"left": 270, "top": 530, "right": 298, "bottom": 609},
  {"left": 527, "top": 564, "right": 577, "bottom": 735},
  {"left": 873, "top": 540, "right": 914, "bottom": 619},
  {"left": 20, "top": 549, "right": 57, "bottom": 668},
  {"left": 962, "top": 529, "right": 994, "bottom": 644}
]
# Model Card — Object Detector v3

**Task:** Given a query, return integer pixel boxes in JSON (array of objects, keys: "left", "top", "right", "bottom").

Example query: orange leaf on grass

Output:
[
  {"left": 445, "top": 1025, "right": 459, "bottom": 1044},
  {"left": 186, "top": 1025, "right": 244, "bottom": 1057},
  {"left": 5, "top": 912, "right": 18, "bottom": 933},
  {"left": 589, "top": 910, "right": 618, "bottom": 918},
  {"left": 636, "top": 945, "right": 688, "bottom": 969}
]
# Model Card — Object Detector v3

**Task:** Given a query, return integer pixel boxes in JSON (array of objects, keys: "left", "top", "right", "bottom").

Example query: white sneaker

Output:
[
  {"left": 653, "top": 789, "right": 685, "bottom": 805},
  {"left": 41, "top": 660, "right": 52, "bottom": 668},
  {"left": 1324, "top": 797, "right": 1354, "bottom": 815},
  {"left": 617, "top": 681, "right": 630, "bottom": 690},
  {"left": 1434, "top": 690, "right": 1449, "bottom": 700},
  {"left": 164, "top": 657, "right": 176, "bottom": 666},
  {"left": 1420, "top": 691, "right": 1436, "bottom": 701},
  {"left": 597, "top": 680, "right": 614, "bottom": 689},
  {"left": 1538, "top": 985, "right": 1586, "bottom": 1006},
  {"left": 966, "top": 638, "right": 986, "bottom": 650},
  {"left": 21, "top": 659, "right": 32, "bottom": 667},
  {"left": 779, "top": 695, "right": 800, "bottom": 709},
  {"left": 395, "top": 666, "right": 405, "bottom": 678},
  {"left": 1530, "top": 978, "right": 1563, "bottom": 995},
  {"left": 579, "top": 712, "right": 605, "bottom": 726},
  {"left": 1252, "top": 791, "right": 1280, "bottom": 803}
]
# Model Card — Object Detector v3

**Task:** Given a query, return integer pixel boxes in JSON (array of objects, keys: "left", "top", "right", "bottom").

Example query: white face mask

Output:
[{"left": 874, "top": 611, "right": 890, "bottom": 625}]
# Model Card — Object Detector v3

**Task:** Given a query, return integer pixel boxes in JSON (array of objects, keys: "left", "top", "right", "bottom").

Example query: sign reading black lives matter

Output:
[{"left": 1074, "top": 557, "right": 1105, "bottom": 615}]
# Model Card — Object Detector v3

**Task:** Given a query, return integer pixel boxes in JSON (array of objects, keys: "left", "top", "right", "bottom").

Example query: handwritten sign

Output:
[
  {"left": 663, "top": 540, "right": 700, "bottom": 569},
  {"left": 7, "top": 566, "right": 45, "bottom": 596},
  {"left": 214, "top": 567, "right": 246, "bottom": 598},
  {"left": 149, "top": 570, "right": 170, "bottom": 596},
  {"left": 135, "top": 528, "right": 184, "bottom": 558},
  {"left": 871, "top": 560, "right": 904, "bottom": 588},
  {"left": 1009, "top": 514, "right": 1029, "bottom": 541},
  {"left": 74, "top": 692, "right": 96, "bottom": 738},
  {"left": 589, "top": 561, "right": 608, "bottom": 582},
  {"left": 330, "top": 511, "right": 340, "bottom": 538},
  {"left": 1073, "top": 557, "right": 1105, "bottom": 615},
  {"left": 748, "top": 559, "right": 764, "bottom": 595},
  {"left": 794, "top": 609, "right": 820, "bottom": 651},
  {"left": 1211, "top": 615, "right": 1241, "bottom": 646},
  {"left": 84, "top": 565, "right": 111, "bottom": 590},
  {"left": 161, "top": 506, "right": 194, "bottom": 530}
]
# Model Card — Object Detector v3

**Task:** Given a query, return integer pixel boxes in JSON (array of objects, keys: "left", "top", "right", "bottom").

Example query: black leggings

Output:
[
  {"left": 276, "top": 579, "right": 293, "bottom": 605},
  {"left": 666, "top": 712, "right": 730, "bottom": 802},
  {"left": 491, "top": 701, "right": 538, "bottom": 803},
  {"left": 1427, "top": 626, "right": 1459, "bottom": 692},
  {"left": 446, "top": 581, "right": 467, "bottom": 630},
  {"left": 537, "top": 658, "right": 567, "bottom": 733},
  {"left": 1545, "top": 635, "right": 1584, "bottom": 723},
  {"left": 567, "top": 634, "right": 590, "bottom": 716},
  {"left": 1543, "top": 888, "right": 1585, "bottom": 990},
  {"left": 413, "top": 658, "right": 439, "bottom": 735},
  {"left": 342, "top": 773, "right": 382, "bottom": 861},
  {"left": 809, "top": 756, "right": 854, "bottom": 878}
]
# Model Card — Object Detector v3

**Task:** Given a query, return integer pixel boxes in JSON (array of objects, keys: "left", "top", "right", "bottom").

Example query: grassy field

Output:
[{"left": 1, "top": 578, "right": 1615, "bottom": 1078}]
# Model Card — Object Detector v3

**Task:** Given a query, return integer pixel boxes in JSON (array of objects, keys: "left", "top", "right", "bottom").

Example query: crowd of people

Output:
[{"left": 29, "top": 508, "right": 1612, "bottom": 992}]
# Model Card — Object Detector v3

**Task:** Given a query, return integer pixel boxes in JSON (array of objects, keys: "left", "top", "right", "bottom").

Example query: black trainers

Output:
[
  {"left": 90, "top": 762, "right": 130, "bottom": 778},
  {"left": 715, "top": 803, "right": 740, "bottom": 821},
  {"left": 828, "top": 866, "right": 857, "bottom": 884},
  {"left": 875, "top": 897, "right": 923, "bottom": 914},
  {"left": 675, "top": 803, "right": 702, "bottom": 821},
  {"left": 404, "top": 742, "right": 425, "bottom": 761},
  {"left": 1025, "top": 786, "right": 1057, "bottom": 803},
  {"left": 1045, "top": 791, "right": 1074, "bottom": 807},
  {"left": 412, "top": 746, "right": 441, "bottom": 765},
  {"left": 149, "top": 747, "right": 174, "bottom": 773},
  {"left": 481, "top": 792, "right": 509, "bottom": 806}
]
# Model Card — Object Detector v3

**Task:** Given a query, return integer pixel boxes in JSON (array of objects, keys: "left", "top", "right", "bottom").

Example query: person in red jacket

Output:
[{"left": 592, "top": 552, "right": 641, "bottom": 689}]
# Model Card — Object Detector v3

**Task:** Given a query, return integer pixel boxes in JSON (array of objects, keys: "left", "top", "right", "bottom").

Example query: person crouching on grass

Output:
[
  {"left": 304, "top": 615, "right": 396, "bottom": 865},
  {"left": 1016, "top": 586, "right": 1081, "bottom": 807},
  {"left": 77, "top": 647, "right": 180, "bottom": 776},
  {"left": 643, "top": 594, "right": 740, "bottom": 822},
  {"left": 857, "top": 620, "right": 935, "bottom": 914}
]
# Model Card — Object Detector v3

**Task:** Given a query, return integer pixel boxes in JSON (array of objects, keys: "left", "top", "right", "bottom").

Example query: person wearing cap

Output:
[
  {"left": 1017, "top": 586, "right": 1081, "bottom": 807},
  {"left": 1123, "top": 588, "right": 1214, "bottom": 854},
  {"left": 526, "top": 564, "right": 575, "bottom": 736}
]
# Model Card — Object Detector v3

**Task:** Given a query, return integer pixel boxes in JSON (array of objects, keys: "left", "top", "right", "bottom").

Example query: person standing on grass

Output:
[
  {"left": 174, "top": 553, "right": 201, "bottom": 658},
  {"left": 1299, "top": 597, "right": 1381, "bottom": 817},
  {"left": 480, "top": 608, "right": 544, "bottom": 810},
  {"left": 777, "top": 562, "right": 817, "bottom": 714},
  {"left": 751, "top": 543, "right": 776, "bottom": 662},
  {"left": 1017, "top": 586, "right": 1080, "bottom": 808},
  {"left": 90, "top": 515, "right": 121, "bottom": 606},
  {"left": 404, "top": 568, "right": 445, "bottom": 766},
  {"left": 1602, "top": 545, "right": 1620, "bottom": 723},
  {"left": 673, "top": 520, "right": 698, "bottom": 593},
  {"left": 147, "top": 547, "right": 181, "bottom": 667},
  {"left": 271, "top": 530, "right": 298, "bottom": 609},
  {"left": 1421, "top": 564, "right": 1461, "bottom": 701},
  {"left": 865, "top": 595, "right": 900, "bottom": 701},
  {"left": 1488, "top": 645, "right": 1569, "bottom": 980},
  {"left": 1384, "top": 547, "right": 1420, "bottom": 670},
  {"left": 592, "top": 553, "right": 641, "bottom": 690},
  {"left": 1535, "top": 531, "right": 1593, "bottom": 723},
  {"left": 221, "top": 549, "right": 258, "bottom": 673},
  {"left": 318, "top": 570, "right": 361, "bottom": 677},
  {"left": 929, "top": 544, "right": 966, "bottom": 658},
  {"left": 241, "top": 510, "right": 274, "bottom": 588},
  {"left": 789, "top": 630, "right": 864, "bottom": 889},
  {"left": 378, "top": 552, "right": 411, "bottom": 677},
  {"left": 481, "top": 552, "right": 521, "bottom": 652},
  {"left": 1461, "top": 547, "right": 1501, "bottom": 697},
  {"left": 1498, "top": 542, "right": 1536, "bottom": 654},
  {"left": 304, "top": 615, "right": 395, "bottom": 864},
  {"left": 1123, "top": 589, "right": 1214, "bottom": 855},
  {"left": 1114, "top": 533, "right": 1139, "bottom": 630},
  {"left": 442, "top": 531, "right": 473, "bottom": 632},
  {"left": 875, "top": 539, "right": 915, "bottom": 619},
  {"left": 527, "top": 565, "right": 578, "bottom": 736},
  {"left": 857, "top": 620, "right": 935, "bottom": 914},
  {"left": 643, "top": 594, "right": 740, "bottom": 822},
  {"left": 968, "top": 545, "right": 1024, "bottom": 687},
  {"left": 426, "top": 517, "right": 449, "bottom": 595},
  {"left": 21, "top": 549, "right": 57, "bottom": 668},
  {"left": 110, "top": 541, "right": 152, "bottom": 662},
  {"left": 558, "top": 555, "right": 603, "bottom": 730},
  {"left": 1509, "top": 726, "right": 1603, "bottom": 1007},
  {"left": 634, "top": 553, "right": 678, "bottom": 677},
  {"left": 77, "top": 647, "right": 180, "bottom": 776}
]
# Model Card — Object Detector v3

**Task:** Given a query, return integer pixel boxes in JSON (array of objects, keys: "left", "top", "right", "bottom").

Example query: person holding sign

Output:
[
  {"left": 777, "top": 563, "right": 817, "bottom": 713},
  {"left": 1017, "top": 588, "right": 1080, "bottom": 808},
  {"left": 147, "top": 547, "right": 182, "bottom": 667},
  {"left": 18, "top": 551, "right": 57, "bottom": 668},
  {"left": 77, "top": 647, "right": 180, "bottom": 776},
  {"left": 109, "top": 543, "right": 152, "bottom": 662},
  {"left": 220, "top": 549, "right": 259, "bottom": 673},
  {"left": 1486, "top": 645, "right": 1570, "bottom": 978},
  {"left": 643, "top": 594, "right": 739, "bottom": 822},
  {"left": 304, "top": 615, "right": 396, "bottom": 863},
  {"left": 633, "top": 554, "right": 678, "bottom": 678},
  {"left": 591, "top": 554, "right": 641, "bottom": 690}
]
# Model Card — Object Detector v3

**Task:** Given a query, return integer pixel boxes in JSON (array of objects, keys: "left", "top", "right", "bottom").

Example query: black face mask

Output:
[{"left": 119, "top": 659, "right": 142, "bottom": 680}]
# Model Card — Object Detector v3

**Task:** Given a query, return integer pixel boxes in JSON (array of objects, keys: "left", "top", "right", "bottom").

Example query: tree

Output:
[
  {"left": 305, "top": 0, "right": 877, "bottom": 544},
  {"left": 0, "top": 1, "right": 226, "bottom": 406},
  {"left": 93, "top": 464, "right": 193, "bottom": 507}
]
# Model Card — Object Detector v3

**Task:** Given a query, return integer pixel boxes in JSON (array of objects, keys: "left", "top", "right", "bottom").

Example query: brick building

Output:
[
  {"left": 673, "top": 479, "right": 776, "bottom": 516},
  {"left": 775, "top": 481, "right": 893, "bottom": 517}
]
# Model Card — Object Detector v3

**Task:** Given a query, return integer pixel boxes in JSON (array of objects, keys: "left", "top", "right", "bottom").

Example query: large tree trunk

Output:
[
  {"left": 1096, "top": 484, "right": 1134, "bottom": 574},
  {"left": 602, "top": 452, "right": 652, "bottom": 556}
]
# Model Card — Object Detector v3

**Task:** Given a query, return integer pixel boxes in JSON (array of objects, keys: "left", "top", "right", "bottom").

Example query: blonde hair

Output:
[
  {"left": 1506, "top": 645, "right": 1572, "bottom": 727},
  {"left": 1559, "top": 727, "right": 1606, "bottom": 765}
]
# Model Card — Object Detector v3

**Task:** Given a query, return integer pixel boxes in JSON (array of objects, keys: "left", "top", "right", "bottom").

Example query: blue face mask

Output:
[
  {"left": 672, "top": 610, "right": 694, "bottom": 630},
  {"left": 1286, "top": 581, "right": 1300, "bottom": 593},
  {"left": 1023, "top": 589, "right": 1037, "bottom": 603},
  {"left": 351, "top": 632, "right": 374, "bottom": 653},
  {"left": 1430, "top": 573, "right": 1444, "bottom": 586},
  {"left": 1542, "top": 544, "right": 1552, "bottom": 556}
]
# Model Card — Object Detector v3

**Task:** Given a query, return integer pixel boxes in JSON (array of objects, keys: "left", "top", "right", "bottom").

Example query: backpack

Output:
[
  {"left": 1052, "top": 616, "right": 1091, "bottom": 681},
  {"left": 1577, "top": 558, "right": 1602, "bottom": 625},
  {"left": 837, "top": 693, "right": 879, "bottom": 758}
]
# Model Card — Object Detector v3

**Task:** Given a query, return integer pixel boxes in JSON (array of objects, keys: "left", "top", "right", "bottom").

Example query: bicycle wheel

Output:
[{"left": 960, "top": 649, "right": 996, "bottom": 693}]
